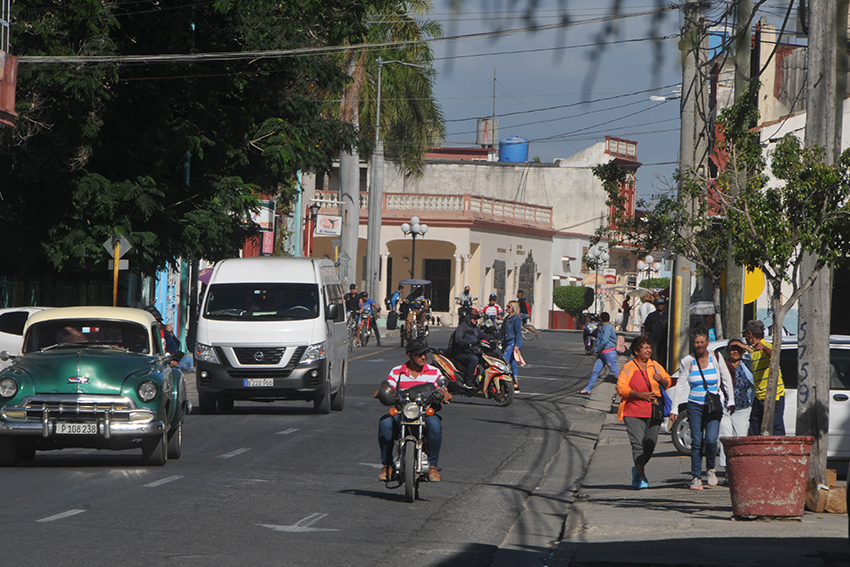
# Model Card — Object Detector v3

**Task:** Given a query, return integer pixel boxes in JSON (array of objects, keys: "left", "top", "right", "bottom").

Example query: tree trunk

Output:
[
  {"left": 760, "top": 279, "right": 786, "bottom": 436},
  {"left": 713, "top": 281, "right": 724, "bottom": 340},
  {"left": 338, "top": 51, "right": 363, "bottom": 288}
]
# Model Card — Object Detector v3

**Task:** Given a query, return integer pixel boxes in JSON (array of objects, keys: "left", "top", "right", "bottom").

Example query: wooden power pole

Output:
[{"left": 798, "top": 0, "right": 848, "bottom": 483}]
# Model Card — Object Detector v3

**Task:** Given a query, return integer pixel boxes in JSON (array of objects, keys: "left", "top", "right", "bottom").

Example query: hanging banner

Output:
[{"left": 0, "top": 52, "right": 17, "bottom": 127}]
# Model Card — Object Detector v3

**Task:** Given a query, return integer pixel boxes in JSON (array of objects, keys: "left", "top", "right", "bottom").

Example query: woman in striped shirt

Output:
[{"left": 670, "top": 327, "right": 734, "bottom": 490}]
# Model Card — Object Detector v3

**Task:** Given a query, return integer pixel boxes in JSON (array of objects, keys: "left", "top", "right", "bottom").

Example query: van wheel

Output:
[
  {"left": 198, "top": 392, "right": 217, "bottom": 415},
  {"left": 331, "top": 373, "right": 346, "bottom": 412},
  {"left": 314, "top": 375, "right": 331, "bottom": 414}
]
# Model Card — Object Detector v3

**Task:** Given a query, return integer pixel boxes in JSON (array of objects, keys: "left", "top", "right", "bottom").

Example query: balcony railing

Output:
[{"left": 313, "top": 191, "right": 552, "bottom": 228}]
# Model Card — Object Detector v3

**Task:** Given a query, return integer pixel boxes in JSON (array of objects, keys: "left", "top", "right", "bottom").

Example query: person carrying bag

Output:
[{"left": 670, "top": 327, "right": 734, "bottom": 490}]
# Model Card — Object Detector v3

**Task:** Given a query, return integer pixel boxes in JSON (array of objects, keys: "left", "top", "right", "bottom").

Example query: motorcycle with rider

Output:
[{"left": 375, "top": 338, "right": 451, "bottom": 502}]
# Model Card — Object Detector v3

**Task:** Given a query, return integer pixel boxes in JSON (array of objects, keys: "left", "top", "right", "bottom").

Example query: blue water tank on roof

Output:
[{"left": 499, "top": 136, "right": 529, "bottom": 162}]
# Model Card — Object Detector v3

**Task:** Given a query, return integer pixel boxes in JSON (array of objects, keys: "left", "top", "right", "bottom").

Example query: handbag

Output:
[
  {"left": 637, "top": 364, "right": 664, "bottom": 421},
  {"left": 697, "top": 360, "right": 723, "bottom": 419},
  {"left": 660, "top": 386, "right": 672, "bottom": 417}
]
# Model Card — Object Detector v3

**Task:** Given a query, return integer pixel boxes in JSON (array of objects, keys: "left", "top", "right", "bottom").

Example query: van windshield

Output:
[{"left": 204, "top": 283, "right": 320, "bottom": 321}]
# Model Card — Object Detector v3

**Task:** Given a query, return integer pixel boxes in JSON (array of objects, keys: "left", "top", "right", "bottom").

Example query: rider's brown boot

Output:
[
  {"left": 379, "top": 464, "right": 392, "bottom": 481},
  {"left": 428, "top": 466, "right": 441, "bottom": 482}
]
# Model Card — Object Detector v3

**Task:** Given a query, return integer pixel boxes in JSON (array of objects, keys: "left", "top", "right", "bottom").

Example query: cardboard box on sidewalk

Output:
[{"left": 805, "top": 469, "right": 846, "bottom": 514}]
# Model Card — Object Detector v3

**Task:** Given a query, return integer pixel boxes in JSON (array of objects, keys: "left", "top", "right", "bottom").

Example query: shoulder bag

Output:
[
  {"left": 696, "top": 359, "right": 723, "bottom": 419},
  {"left": 637, "top": 364, "right": 664, "bottom": 422}
]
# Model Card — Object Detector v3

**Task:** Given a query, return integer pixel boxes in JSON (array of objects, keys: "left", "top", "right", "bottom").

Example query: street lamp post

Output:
[
  {"left": 305, "top": 202, "right": 320, "bottom": 257},
  {"left": 400, "top": 216, "right": 428, "bottom": 279},
  {"left": 589, "top": 246, "right": 609, "bottom": 314},
  {"left": 365, "top": 58, "right": 428, "bottom": 302}
]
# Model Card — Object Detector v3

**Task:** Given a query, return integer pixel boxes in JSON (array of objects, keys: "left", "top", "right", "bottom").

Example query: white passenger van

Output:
[{"left": 194, "top": 257, "right": 347, "bottom": 414}]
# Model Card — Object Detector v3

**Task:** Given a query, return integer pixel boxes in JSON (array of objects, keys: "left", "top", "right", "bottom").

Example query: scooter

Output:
[
  {"left": 583, "top": 313, "right": 600, "bottom": 355},
  {"left": 430, "top": 340, "right": 514, "bottom": 407},
  {"left": 457, "top": 296, "right": 477, "bottom": 321}
]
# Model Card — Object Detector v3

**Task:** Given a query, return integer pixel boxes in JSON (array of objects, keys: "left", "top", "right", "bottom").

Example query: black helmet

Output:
[
  {"left": 405, "top": 337, "right": 429, "bottom": 355},
  {"left": 349, "top": 283, "right": 356, "bottom": 290},
  {"left": 360, "top": 291, "right": 369, "bottom": 298},
  {"left": 376, "top": 380, "right": 397, "bottom": 406}
]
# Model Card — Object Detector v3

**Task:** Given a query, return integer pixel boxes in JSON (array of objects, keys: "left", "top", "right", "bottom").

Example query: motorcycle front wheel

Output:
[
  {"left": 584, "top": 338, "right": 595, "bottom": 355},
  {"left": 360, "top": 325, "right": 370, "bottom": 347},
  {"left": 404, "top": 440, "right": 416, "bottom": 502},
  {"left": 492, "top": 379, "right": 514, "bottom": 407}
]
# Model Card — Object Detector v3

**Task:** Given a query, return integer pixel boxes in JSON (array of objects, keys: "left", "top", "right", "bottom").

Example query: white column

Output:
[
  {"left": 379, "top": 252, "right": 390, "bottom": 301},
  {"left": 462, "top": 254, "right": 471, "bottom": 287},
  {"left": 453, "top": 254, "right": 463, "bottom": 325}
]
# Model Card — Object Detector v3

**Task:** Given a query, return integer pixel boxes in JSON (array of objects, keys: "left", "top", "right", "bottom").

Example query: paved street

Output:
[{"left": 0, "top": 328, "right": 604, "bottom": 567}]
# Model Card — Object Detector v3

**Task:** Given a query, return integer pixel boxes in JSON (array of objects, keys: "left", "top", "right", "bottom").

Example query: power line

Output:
[{"left": 17, "top": 7, "right": 675, "bottom": 65}]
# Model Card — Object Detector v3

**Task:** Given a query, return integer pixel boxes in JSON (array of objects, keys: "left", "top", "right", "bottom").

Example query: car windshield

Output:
[
  {"left": 23, "top": 319, "right": 150, "bottom": 354},
  {"left": 204, "top": 283, "right": 320, "bottom": 321}
]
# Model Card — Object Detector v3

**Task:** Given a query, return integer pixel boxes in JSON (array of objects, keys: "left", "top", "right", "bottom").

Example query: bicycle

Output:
[
  {"left": 359, "top": 313, "right": 373, "bottom": 347},
  {"left": 347, "top": 311, "right": 359, "bottom": 352},
  {"left": 521, "top": 323, "right": 539, "bottom": 341}
]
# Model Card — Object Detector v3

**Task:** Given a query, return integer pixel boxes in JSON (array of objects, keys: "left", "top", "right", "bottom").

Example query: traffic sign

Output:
[{"left": 103, "top": 235, "right": 132, "bottom": 258}]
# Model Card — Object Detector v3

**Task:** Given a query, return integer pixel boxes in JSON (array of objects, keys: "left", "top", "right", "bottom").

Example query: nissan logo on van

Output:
[{"left": 253, "top": 351, "right": 265, "bottom": 362}]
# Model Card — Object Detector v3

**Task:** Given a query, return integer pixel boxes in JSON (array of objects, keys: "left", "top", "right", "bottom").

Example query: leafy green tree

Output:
[
  {"left": 553, "top": 286, "right": 593, "bottom": 317},
  {"left": 592, "top": 161, "right": 729, "bottom": 338},
  {"left": 2, "top": 0, "right": 372, "bottom": 276}
]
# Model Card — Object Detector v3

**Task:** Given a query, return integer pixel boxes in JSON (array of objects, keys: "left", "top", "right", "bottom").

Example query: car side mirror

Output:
[
  {"left": 0, "top": 350, "right": 14, "bottom": 361},
  {"left": 326, "top": 303, "right": 339, "bottom": 321}
]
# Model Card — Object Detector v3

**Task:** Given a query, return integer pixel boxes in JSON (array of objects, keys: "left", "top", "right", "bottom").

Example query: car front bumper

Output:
[{"left": 0, "top": 394, "right": 165, "bottom": 438}]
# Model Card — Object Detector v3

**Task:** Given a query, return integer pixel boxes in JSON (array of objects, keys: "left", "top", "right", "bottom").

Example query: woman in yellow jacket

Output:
[{"left": 617, "top": 335, "right": 671, "bottom": 489}]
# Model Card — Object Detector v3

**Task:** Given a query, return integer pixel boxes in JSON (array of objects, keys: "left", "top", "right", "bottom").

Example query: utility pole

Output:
[
  {"left": 670, "top": 0, "right": 705, "bottom": 369},
  {"left": 365, "top": 59, "right": 386, "bottom": 303},
  {"left": 722, "top": 0, "right": 751, "bottom": 340},
  {"left": 797, "top": 0, "right": 848, "bottom": 484},
  {"left": 338, "top": 53, "right": 361, "bottom": 289}
]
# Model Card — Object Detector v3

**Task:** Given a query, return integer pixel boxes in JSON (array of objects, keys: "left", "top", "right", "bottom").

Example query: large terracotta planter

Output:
[{"left": 721, "top": 435, "right": 814, "bottom": 519}]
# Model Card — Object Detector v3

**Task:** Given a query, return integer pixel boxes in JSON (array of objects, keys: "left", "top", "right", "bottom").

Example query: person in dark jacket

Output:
[{"left": 453, "top": 309, "right": 487, "bottom": 387}]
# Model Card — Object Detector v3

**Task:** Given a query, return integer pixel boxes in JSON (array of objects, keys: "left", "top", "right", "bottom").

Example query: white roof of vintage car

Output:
[{"left": 23, "top": 306, "right": 156, "bottom": 331}]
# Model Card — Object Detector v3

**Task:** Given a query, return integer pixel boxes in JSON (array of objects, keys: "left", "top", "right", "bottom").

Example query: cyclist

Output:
[
  {"left": 481, "top": 294, "right": 503, "bottom": 320},
  {"left": 359, "top": 291, "right": 382, "bottom": 347}
]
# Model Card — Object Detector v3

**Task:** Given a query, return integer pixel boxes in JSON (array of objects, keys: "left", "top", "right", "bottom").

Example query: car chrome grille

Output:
[
  {"left": 17, "top": 395, "right": 136, "bottom": 421},
  {"left": 233, "top": 347, "right": 286, "bottom": 365}
]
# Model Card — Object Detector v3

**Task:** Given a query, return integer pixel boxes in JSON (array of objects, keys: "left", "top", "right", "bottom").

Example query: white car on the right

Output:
[{"left": 669, "top": 335, "right": 850, "bottom": 458}]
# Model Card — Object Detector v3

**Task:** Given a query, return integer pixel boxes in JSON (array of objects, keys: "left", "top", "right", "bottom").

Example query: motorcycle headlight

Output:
[
  {"left": 300, "top": 342, "right": 326, "bottom": 364},
  {"left": 137, "top": 380, "right": 158, "bottom": 402},
  {"left": 0, "top": 377, "right": 17, "bottom": 399},
  {"left": 402, "top": 402, "right": 420, "bottom": 420},
  {"left": 195, "top": 343, "right": 220, "bottom": 364}
]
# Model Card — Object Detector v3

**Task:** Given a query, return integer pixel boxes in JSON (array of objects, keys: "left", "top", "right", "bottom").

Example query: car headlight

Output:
[
  {"left": 137, "top": 380, "right": 158, "bottom": 402},
  {"left": 0, "top": 377, "right": 17, "bottom": 399},
  {"left": 195, "top": 343, "right": 220, "bottom": 364},
  {"left": 300, "top": 342, "right": 326, "bottom": 364}
]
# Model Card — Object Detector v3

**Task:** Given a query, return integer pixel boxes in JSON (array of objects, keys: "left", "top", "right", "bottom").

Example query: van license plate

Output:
[
  {"left": 56, "top": 422, "right": 97, "bottom": 435},
  {"left": 244, "top": 379, "right": 274, "bottom": 387}
]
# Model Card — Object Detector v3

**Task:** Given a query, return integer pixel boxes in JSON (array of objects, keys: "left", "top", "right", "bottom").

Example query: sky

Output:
[{"left": 426, "top": 0, "right": 797, "bottom": 199}]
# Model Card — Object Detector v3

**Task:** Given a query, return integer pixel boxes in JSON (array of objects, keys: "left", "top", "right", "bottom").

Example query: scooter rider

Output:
[
  {"left": 454, "top": 309, "right": 488, "bottom": 388},
  {"left": 375, "top": 338, "right": 451, "bottom": 482}
]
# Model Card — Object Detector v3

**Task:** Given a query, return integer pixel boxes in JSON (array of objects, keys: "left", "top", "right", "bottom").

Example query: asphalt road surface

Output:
[{"left": 0, "top": 328, "right": 601, "bottom": 567}]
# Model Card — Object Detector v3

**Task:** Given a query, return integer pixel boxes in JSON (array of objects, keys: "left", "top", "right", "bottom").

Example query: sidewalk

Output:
[{"left": 550, "top": 379, "right": 850, "bottom": 567}]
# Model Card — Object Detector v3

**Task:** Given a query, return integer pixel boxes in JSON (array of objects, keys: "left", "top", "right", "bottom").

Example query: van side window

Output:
[{"left": 324, "top": 283, "right": 345, "bottom": 322}]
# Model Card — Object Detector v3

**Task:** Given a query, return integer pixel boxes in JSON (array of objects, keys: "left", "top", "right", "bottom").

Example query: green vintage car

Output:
[{"left": 0, "top": 306, "right": 188, "bottom": 466}]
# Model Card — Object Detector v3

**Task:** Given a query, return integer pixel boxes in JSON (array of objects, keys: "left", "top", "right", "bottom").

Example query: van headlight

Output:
[
  {"left": 300, "top": 342, "right": 326, "bottom": 364},
  {"left": 195, "top": 343, "right": 220, "bottom": 364}
]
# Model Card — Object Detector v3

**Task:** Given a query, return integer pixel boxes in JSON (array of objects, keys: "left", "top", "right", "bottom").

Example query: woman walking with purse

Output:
[
  {"left": 670, "top": 327, "right": 734, "bottom": 490},
  {"left": 616, "top": 335, "right": 671, "bottom": 489}
]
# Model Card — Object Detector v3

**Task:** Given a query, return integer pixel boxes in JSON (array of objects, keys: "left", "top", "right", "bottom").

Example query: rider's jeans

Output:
[
  {"left": 456, "top": 352, "right": 480, "bottom": 386},
  {"left": 379, "top": 413, "right": 442, "bottom": 467}
]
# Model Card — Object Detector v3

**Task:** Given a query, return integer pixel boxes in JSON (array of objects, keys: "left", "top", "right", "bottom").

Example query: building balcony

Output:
[{"left": 313, "top": 191, "right": 553, "bottom": 231}]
